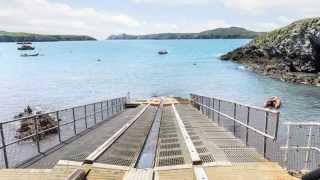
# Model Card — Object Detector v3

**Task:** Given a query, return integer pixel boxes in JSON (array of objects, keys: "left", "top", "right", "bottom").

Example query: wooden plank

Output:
[
  {"left": 122, "top": 168, "right": 153, "bottom": 180},
  {"left": 57, "top": 160, "right": 83, "bottom": 167},
  {"left": 154, "top": 164, "right": 193, "bottom": 171},
  {"left": 84, "top": 104, "right": 150, "bottom": 164},
  {"left": 193, "top": 166, "right": 208, "bottom": 180},
  {"left": 172, "top": 104, "right": 202, "bottom": 165},
  {"left": 65, "top": 169, "right": 87, "bottom": 180},
  {"left": 92, "top": 163, "right": 130, "bottom": 170}
]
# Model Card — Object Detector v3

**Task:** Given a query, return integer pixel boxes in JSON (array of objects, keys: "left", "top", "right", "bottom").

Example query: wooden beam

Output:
[
  {"left": 122, "top": 168, "right": 153, "bottom": 180},
  {"left": 172, "top": 104, "right": 202, "bottom": 165}
]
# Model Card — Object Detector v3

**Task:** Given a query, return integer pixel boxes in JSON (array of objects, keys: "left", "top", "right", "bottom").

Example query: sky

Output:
[{"left": 0, "top": 0, "right": 319, "bottom": 39}]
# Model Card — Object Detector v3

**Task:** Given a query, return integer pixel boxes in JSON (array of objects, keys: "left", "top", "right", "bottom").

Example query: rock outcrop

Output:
[{"left": 220, "top": 18, "right": 320, "bottom": 86}]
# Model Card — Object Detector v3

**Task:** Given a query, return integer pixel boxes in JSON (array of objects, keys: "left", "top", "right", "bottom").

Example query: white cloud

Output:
[
  {"left": 131, "top": 0, "right": 213, "bottom": 5},
  {"left": 0, "top": 0, "right": 140, "bottom": 39},
  {"left": 132, "top": 0, "right": 320, "bottom": 16},
  {"left": 0, "top": 0, "right": 319, "bottom": 38}
]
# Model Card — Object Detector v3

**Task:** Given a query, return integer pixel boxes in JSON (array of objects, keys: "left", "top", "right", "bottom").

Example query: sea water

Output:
[{"left": 1, "top": 40, "right": 320, "bottom": 123}]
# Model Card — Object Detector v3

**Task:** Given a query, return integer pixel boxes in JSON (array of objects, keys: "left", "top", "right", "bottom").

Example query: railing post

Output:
[
  {"left": 233, "top": 103, "right": 236, "bottom": 135},
  {"left": 106, "top": 100, "right": 109, "bottom": 118},
  {"left": 33, "top": 118, "right": 41, "bottom": 154},
  {"left": 207, "top": 97, "right": 210, "bottom": 118},
  {"left": 245, "top": 107, "right": 250, "bottom": 146},
  {"left": 111, "top": 99, "right": 114, "bottom": 115},
  {"left": 0, "top": 123, "right": 9, "bottom": 168},
  {"left": 263, "top": 112, "right": 269, "bottom": 158},
  {"left": 212, "top": 98, "right": 215, "bottom": 122},
  {"left": 218, "top": 100, "right": 221, "bottom": 125},
  {"left": 93, "top": 103, "right": 97, "bottom": 124},
  {"left": 209, "top": 98, "right": 212, "bottom": 119},
  {"left": 56, "top": 111, "right": 62, "bottom": 143},
  {"left": 284, "top": 124, "right": 291, "bottom": 168},
  {"left": 305, "top": 126, "right": 313, "bottom": 170},
  {"left": 84, "top": 105, "right": 88, "bottom": 129},
  {"left": 101, "top": 102, "right": 104, "bottom": 121},
  {"left": 116, "top": 98, "right": 119, "bottom": 113},
  {"left": 72, "top": 108, "right": 76, "bottom": 135},
  {"left": 200, "top": 96, "right": 203, "bottom": 113},
  {"left": 123, "top": 97, "right": 126, "bottom": 110},
  {"left": 274, "top": 112, "right": 280, "bottom": 140},
  {"left": 127, "top": 92, "right": 131, "bottom": 103}
]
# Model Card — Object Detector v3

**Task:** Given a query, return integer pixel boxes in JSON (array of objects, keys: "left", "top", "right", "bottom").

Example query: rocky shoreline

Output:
[{"left": 220, "top": 18, "right": 320, "bottom": 86}]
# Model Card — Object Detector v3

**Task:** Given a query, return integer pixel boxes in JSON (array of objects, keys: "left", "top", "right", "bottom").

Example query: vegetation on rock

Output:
[{"left": 221, "top": 17, "right": 320, "bottom": 86}]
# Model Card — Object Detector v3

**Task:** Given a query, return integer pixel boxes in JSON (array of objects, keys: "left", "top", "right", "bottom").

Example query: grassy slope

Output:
[{"left": 253, "top": 17, "right": 320, "bottom": 46}]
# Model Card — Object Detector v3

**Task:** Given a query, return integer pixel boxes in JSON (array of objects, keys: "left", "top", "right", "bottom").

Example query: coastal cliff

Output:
[
  {"left": 108, "top": 27, "right": 262, "bottom": 40},
  {"left": 221, "top": 18, "right": 320, "bottom": 86},
  {"left": 0, "top": 31, "right": 96, "bottom": 42}
]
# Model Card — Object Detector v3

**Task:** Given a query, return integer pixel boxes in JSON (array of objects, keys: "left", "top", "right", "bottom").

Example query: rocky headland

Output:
[
  {"left": 221, "top": 18, "right": 320, "bottom": 86},
  {"left": 0, "top": 31, "right": 96, "bottom": 42},
  {"left": 108, "top": 27, "right": 262, "bottom": 40}
]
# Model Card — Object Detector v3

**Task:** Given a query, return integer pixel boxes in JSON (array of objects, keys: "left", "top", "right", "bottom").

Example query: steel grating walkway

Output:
[
  {"left": 2, "top": 97, "right": 297, "bottom": 180},
  {"left": 26, "top": 105, "right": 146, "bottom": 168},
  {"left": 95, "top": 106, "right": 157, "bottom": 166},
  {"left": 175, "top": 104, "right": 265, "bottom": 164}
]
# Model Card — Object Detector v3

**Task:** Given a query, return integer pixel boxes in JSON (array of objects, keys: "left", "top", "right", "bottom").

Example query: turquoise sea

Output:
[{"left": 1, "top": 40, "right": 320, "bottom": 123}]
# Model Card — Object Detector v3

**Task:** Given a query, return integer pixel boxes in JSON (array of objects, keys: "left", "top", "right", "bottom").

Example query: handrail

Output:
[
  {"left": 280, "top": 146, "right": 320, "bottom": 152},
  {"left": 0, "top": 96, "right": 127, "bottom": 168},
  {"left": 283, "top": 122, "right": 320, "bottom": 126},
  {"left": 1, "top": 99, "right": 113, "bottom": 125},
  {"left": 190, "top": 93, "right": 279, "bottom": 114},
  {"left": 191, "top": 99, "right": 276, "bottom": 140}
]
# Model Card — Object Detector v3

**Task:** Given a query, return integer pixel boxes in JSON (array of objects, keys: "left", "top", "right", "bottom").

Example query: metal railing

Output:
[
  {"left": 190, "top": 94, "right": 280, "bottom": 157},
  {"left": 281, "top": 122, "right": 320, "bottom": 171},
  {"left": 190, "top": 94, "right": 320, "bottom": 171},
  {"left": 0, "top": 97, "right": 127, "bottom": 168}
]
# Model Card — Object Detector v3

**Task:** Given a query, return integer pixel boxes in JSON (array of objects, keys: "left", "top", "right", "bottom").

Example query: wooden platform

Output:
[{"left": 0, "top": 161, "right": 297, "bottom": 180}]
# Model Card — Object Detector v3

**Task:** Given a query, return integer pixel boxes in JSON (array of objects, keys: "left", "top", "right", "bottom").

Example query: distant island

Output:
[
  {"left": 0, "top": 31, "right": 96, "bottom": 42},
  {"left": 107, "top": 27, "right": 263, "bottom": 40},
  {"left": 221, "top": 17, "right": 320, "bottom": 86}
]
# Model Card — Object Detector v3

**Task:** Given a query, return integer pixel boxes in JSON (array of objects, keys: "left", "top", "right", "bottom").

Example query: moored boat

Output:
[
  {"left": 158, "top": 50, "right": 168, "bottom": 55},
  {"left": 17, "top": 44, "right": 35, "bottom": 50},
  {"left": 17, "top": 42, "right": 32, "bottom": 45},
  {"left": 20, "top": 53, "right": 39, "bottom": 57}
]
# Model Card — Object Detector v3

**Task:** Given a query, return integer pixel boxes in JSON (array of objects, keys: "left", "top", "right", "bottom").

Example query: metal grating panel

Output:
[
  {"left": 196, "top": 147, "right": 208, "bottom": 153},
  {"left": 200, "top": 154, "right": 215, "bottom": 163},
  {"left": 160, "top": 134, "right": 178, "bottom": 138},
  {"left": 160, "top": 143, "right": 180, "bottom": 149},
  {"left": 161, "top": 138, "right": 179, "bottom": 143},
  {"left": 158, "top": 157, "right": 185, "bottom": 166},
  {"left": 223, "top": 148, "right": 264, "bottom": 163},
  {"left": 95, "top": 106, "right": 157, "bottom": 167},
  {"left": 159, "top": 150, "right": 182, "bottom": 157}
]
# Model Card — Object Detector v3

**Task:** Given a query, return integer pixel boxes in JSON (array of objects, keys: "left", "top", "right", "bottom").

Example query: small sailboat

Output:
[{"left": 158, "top": 50, "right": 168, "bottom": 55}]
